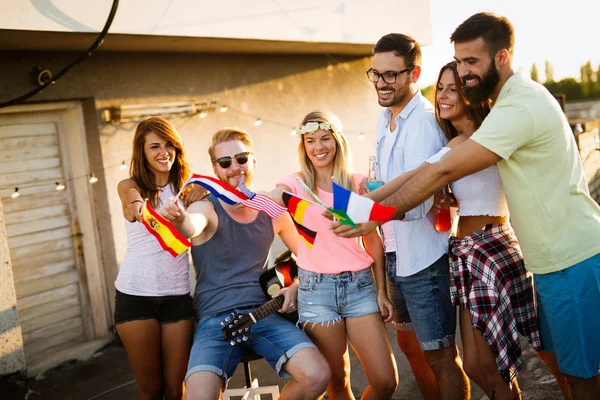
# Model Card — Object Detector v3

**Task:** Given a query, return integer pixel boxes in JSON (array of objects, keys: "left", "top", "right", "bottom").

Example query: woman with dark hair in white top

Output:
[
  {"left": 432, "top": 61, "right": 570, "bottom": 400},
  {"left": 115, "top": 116, "right": 194, "bottom": 400}
]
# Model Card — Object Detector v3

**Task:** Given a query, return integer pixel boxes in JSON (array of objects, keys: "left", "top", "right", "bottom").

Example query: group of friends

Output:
[{"left": 113, "top": 12, "right": 600, "bottom": 400}]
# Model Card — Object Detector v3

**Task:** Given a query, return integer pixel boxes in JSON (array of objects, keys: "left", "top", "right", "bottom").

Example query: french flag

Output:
[{"left": 331, "top": 181, "right": 396, "bottom": 224}]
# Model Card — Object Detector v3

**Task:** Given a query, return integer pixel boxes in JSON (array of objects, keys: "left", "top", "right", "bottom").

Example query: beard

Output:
[
  {"left": 462, "top": 61, "right": 500, "bottom": 104},
  {"left": 217, "top": 169, "right": 254, "bottom": 189},
  {"left": 377, "top": 82, "right": 410, "bottom": 108}
]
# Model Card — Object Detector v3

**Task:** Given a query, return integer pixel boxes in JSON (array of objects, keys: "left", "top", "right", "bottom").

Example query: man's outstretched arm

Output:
[
  {"left": 386, "top": 139, "right": 501, "bottom": 215},
  {"left": 332, "top": 139, "right": 501, "bottom": 237}
]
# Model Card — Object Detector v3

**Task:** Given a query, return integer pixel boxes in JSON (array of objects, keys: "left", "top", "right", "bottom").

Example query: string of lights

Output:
[
  {"left": 1, "top": 159, "right": 129, "bottom": 199},
  {"left": 202, "top": 102, "right": 366, "bottom": 140},
  {"left": 2, "top": 100, "right": 368, "bottom": 200}
]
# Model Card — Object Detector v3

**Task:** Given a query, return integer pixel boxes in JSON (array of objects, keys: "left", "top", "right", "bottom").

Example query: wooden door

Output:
[{"left": 0, "top": 113, "right": 93, "bottom": 370}]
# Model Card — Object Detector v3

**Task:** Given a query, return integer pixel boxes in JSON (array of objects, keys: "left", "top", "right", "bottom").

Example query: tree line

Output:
[{"left": 531, "top": 60, "right": 600, "bottom": 101}]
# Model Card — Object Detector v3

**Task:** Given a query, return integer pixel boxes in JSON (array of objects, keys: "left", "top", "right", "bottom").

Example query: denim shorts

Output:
[
  {"left": 113, "top": 289, "right": 195, "bottom": 325},
  {"left": 186, "top": 308, "right": 316, "bottom": 382},
  {"left": 536, "top": 252, "right": 600, "bottom": 379},
  {"left": 386, "top": 253, "right": 456, "bottom": 350},
  {"left": 296, "top": 267, "right": 380, "bottom": 325}
]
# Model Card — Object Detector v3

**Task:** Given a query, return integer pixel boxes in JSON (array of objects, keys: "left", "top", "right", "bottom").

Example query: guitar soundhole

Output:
[{"left": 267, "top": 283, "right": 282, "bottom": 295}]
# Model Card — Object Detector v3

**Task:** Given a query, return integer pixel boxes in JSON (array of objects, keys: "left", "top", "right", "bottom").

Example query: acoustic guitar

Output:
[{"left": 221, "top": 250, "right": 298, "bottom": 345}]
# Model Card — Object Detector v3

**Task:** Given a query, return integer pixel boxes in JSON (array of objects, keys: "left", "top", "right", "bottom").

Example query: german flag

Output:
[
  {"left": 282, "top": 192, "right": 317, "bottom": 249},
  {"left": 141, "top": 202, "right": 192, "bottom": 257}
]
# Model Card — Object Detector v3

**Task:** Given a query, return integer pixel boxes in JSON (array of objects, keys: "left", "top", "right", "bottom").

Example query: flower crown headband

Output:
[{"left": 299, "top": 121, "right": 343, "bottom": 135}]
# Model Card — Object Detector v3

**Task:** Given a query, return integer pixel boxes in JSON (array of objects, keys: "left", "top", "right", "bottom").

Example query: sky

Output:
[{"left": 419, "top": 0, "right": 600, "bottom": 87}]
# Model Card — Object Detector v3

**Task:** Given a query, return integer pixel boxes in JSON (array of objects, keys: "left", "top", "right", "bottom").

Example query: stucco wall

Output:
[
  {"left": 0, "top": 50, "right": 384, "bottom": 264},
  {"left": 0, "top": 198, "right": 26, "bottom": 378}
]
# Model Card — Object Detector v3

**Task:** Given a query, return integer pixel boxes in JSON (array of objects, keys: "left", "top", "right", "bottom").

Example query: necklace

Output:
[{"left": 156, "top": 182, "right": 169, "bottom": 192}]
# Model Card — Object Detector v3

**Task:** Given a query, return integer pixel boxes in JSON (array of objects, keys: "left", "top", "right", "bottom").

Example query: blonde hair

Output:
[
  {"left": 208, "top": 127, "right": 253, "bottom": 160},
  {"left": 297, "top": 109, "right": 354, "bottom": 191}
]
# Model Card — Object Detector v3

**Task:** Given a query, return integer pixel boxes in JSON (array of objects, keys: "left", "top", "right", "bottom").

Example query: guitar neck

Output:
[{"left": 250, "top": 296, "right": 284, "bottom": 322}]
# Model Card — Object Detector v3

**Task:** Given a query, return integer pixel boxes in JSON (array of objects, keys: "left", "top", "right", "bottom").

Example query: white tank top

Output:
[
  {"left": 115, "top": 184, "right": 191, "bottom": 296},
  {"left": 451, "top": 164, "right": 510, "bottom": 217},
  {"left": 427, "top": 146, "right": 509, "bottom": 217}
]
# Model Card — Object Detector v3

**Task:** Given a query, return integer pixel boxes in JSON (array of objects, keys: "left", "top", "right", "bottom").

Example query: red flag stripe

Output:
[
  {"left": 241, "top": 194, "right": 286, "bottom": 218},
  {"left": 141, "top": 218, "right": 179, "bottom": 257},
  {"left": 145, "top": 204, "right": 192, "bottom": 246},
  {"left": 368, "top": 202, "right": 396, "bottom": 222}
]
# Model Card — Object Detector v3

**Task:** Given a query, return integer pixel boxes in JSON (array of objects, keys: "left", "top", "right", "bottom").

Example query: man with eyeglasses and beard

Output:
[
  {"left": 159, "top": 127, "right": 330, "bottom": 400},
  {"left": 335, "top": 12, "right": 600, "bottom": 400},
  {"left": 364, "top": 33, "right": 470, "bottom": 400}
]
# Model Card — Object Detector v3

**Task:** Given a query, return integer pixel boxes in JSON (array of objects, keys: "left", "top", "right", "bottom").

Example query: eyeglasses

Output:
[
  {"left": 366, "top": 66, "right": 415, "bottom": 84},
  {"left": 212, "top": 151, "right": 251, "bottom": 169}
]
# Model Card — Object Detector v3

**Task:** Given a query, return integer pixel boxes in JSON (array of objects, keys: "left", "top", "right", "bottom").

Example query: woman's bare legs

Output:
[
  {"left": 346, "top": 313, "right": 398, "bottom": 400},
  {"left": 536, "top": 351, "right": 572, "bottom": 399},
  {"left": 396, "top": 329, "right": 441, "bottom": 399},
  {"left": 117, "top": 319, "right": 163, "bottom": 400},
  {"left": 459, "top": 310, "right": 520, "bottom": 400},
  {"left": 161, "top": 320, "right": 194, "bottom": 400},
  {"left": 304, "top": 320, "right": 355, "bottom": 400}
]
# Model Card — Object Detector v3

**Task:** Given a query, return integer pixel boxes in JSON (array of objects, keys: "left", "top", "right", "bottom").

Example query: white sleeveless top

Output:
[
  {"left": 451, "top": 165, "right": 509, "bottom": 217},
  {"left": 427, "top": 147, "right": 509, "bottom": 217},
  {"left": 115, "top": 184, "right": 191, "bottom": 296}
]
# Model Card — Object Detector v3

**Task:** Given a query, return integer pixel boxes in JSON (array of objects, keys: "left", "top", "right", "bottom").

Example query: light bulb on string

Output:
[
  {"left": 198, "top": 112, "right": 207, "bottom": 119},
  {"left": 89, "top": 172, "right": 99, "bottom": 183},
  {"left": 358, "top": 132, "right": 365, "bottom": 141},
  {"left": 290, "top": 127, "right": 297, "bottom": 136},
  {"left": 11, "top": 187, "right": 20, "bottom": 199},
  {"left": 56, "top": 182, "right": 66, "bottom": 191},
  {"left": 219, "top": 105, "right": 228, "bottom": 113},
  {"left": 120, "top": 161, "right": 127, "bottom": 170},
  {"left": 254, "top": 118, "right": 262, "bottom": 127}
]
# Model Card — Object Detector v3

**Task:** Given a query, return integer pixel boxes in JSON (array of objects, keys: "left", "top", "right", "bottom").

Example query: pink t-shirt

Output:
[{"left": 277, "top": 174, "right": 374, "bottom": 274}]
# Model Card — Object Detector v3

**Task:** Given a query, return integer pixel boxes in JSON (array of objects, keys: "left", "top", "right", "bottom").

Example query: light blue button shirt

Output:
[{"left": 375, "top": 91, "right": 450, "bottom": 277}]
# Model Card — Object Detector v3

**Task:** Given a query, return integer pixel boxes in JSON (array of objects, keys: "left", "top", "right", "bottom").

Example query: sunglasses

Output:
[{"left": 212, "top": 151, "right": 251, "bottom": 169}]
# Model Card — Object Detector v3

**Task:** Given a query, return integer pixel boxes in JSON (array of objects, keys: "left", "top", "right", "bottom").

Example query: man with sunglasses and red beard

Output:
[
  {"left": 335, "top": 12, "right": 600, "bottom": 400},
  {"left": 366, "top": 33, "right": 469, "bottom": 400},
  {"left": 160, "top": 127, "right": 329, "bottom": 400}
]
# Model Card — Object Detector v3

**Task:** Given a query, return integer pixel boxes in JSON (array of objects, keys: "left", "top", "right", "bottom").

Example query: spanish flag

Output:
[
  {"left": 141, "top": 202, "right": 192, "bottom": 257},
  {"left": 282, "top": 192, "right": 317, "bottom": 249}
]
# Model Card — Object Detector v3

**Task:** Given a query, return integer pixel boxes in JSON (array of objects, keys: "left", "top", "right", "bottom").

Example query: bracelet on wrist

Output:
[{"left": 130, "top": 199, "right": 143, "bottom": 205}]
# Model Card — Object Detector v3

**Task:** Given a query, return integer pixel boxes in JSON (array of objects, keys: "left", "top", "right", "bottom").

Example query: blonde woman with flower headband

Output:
[{"left": 268, "top": 109, "right": 399, "bottom": 400}]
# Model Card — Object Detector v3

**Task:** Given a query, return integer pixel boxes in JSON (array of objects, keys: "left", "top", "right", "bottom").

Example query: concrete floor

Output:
[{"left": 1, "top": 324, "right": 565, "bottom": 400}]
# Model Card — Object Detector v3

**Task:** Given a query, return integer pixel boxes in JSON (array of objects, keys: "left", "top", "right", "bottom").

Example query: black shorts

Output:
[{"left": 114, "top": 289, "right": 195, "bottom": 325}]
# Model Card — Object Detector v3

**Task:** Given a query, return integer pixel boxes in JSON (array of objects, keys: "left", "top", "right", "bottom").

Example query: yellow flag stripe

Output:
[
  {"left": 298, "top": 233, "right": 314, "bottom": 249},
  {"left": 142, "top": 205, "right": 190, "bottom": 257},
  {"left": 293, "top": 198, "right": 310, "bottom": 225}
]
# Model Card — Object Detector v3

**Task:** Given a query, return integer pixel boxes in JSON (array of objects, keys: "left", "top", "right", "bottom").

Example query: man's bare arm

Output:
[
  {"left": 385, "top": 139, "right": 501, "bottom": 217},
  {"left": 331, "top": 140, "right": 501, "bottom": 238},
  {"left": 160, "top": 200, "right": 210, "bottom": 238}
]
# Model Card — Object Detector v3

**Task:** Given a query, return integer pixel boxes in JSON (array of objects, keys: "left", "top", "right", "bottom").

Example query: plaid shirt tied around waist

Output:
[{"left": 449, "top": 223, "right": 542, "bottom": 384}]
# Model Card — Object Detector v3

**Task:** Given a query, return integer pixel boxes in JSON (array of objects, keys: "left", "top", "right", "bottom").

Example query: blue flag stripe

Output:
[{"left": 332, "top": 182, "right": 352, "bottom": 212}]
